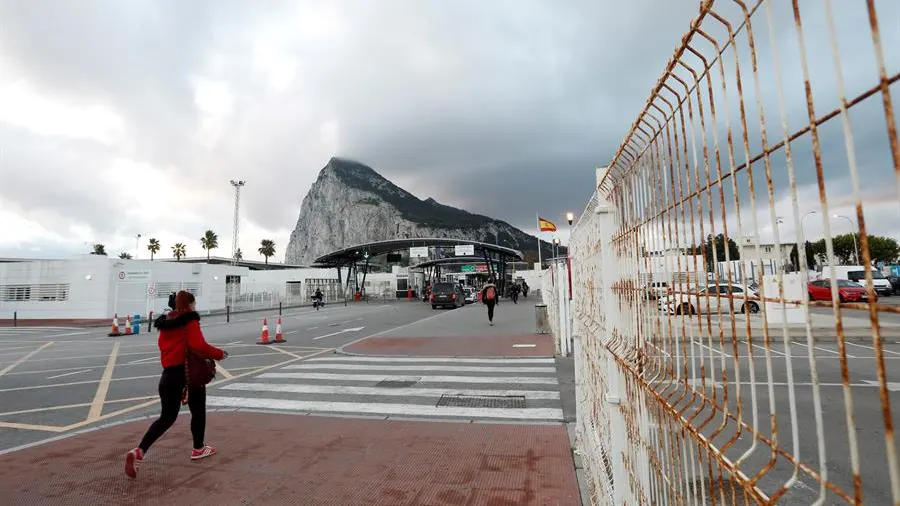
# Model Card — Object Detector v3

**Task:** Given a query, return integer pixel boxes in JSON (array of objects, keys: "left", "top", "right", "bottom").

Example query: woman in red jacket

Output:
[{"left": 125, "top": 291, "right": 228, "bottom": 478}]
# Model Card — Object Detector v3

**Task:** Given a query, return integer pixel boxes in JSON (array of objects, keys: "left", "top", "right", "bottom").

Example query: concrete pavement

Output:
[{"left": 0, "top": 297, "right": 583, "bottom": 505}]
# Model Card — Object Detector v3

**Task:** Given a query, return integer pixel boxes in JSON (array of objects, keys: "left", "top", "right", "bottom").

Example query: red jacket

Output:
[{"left": 153, "top": 311, "right": 225, "bottom": 368}]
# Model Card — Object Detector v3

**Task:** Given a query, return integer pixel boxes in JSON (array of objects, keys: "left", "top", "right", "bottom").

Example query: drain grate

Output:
[
  {"left": 436, "top": 394, "right": 526, "bottom": 409},
  {"left": 376, "top": 378, "right": 420, "bottom": 388}
]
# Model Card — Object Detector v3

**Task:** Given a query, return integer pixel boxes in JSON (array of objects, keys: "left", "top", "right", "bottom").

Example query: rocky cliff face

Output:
[{"left": 285, "top": 158, "right": 559, "bottom": 265}]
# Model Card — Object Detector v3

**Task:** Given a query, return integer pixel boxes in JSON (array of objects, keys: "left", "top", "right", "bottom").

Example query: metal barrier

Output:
[{"left": 568, "top": 0, "right": 900, "bottom": 504}]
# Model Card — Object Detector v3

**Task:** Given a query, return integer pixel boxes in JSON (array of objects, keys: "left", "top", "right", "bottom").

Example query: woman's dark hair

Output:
[
  {"left": 167, "top": 292, "right": 177, "bottom": 310},
  {"left": 174, "top": 291, "right": 196, "bottom": 314}
]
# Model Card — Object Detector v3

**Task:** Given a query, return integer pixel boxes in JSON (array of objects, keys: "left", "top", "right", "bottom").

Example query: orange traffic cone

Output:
[
  {"left": 273, "top": 317, "right": 286, "bottom": 343},
  {"left": 124, "top": 315, "right": 133, "bottom": 335},
  {"left": 257, "top": 318, "right": 271, "bottom": 345},
  {"left": 108, "top": 313, "right": 121, "bottom": 337}
]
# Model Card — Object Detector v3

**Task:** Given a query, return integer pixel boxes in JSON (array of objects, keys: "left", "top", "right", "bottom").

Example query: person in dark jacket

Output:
[
  {"left": 480, "top": 280, "right": 499, "bottom": 326},
  {"left": 125, "top": 291, "right": 228, "bottom": 479}
]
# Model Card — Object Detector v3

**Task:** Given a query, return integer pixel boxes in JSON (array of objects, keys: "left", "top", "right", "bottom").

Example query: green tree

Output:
[
  {"left": 789, "top": 241, "right": 818, "bottom": 271},
  {"left": 172, "top": 243, "right": 186, "bottom": 261},
  {"left": 864, "top": 235, "right": 900, "bottom": 265},
  {"left": 234, "top": 248, "right": 243, "bottom": 261},
  {"left": 200, "top": 230, "right": 219, "bottom": 261},
  {"left": 118, "top": 252, "right": 133, "bottom": 259},
  {"left": 694, "top": 234, "right": 740, "bottom": 272},
  {"left": 258, "top": 239, "right": 276, "bottom": 265},
  {"left": 91, "top": 243, "right": 107, "bottom": 256},
  {"left": 147, "top": 238, "right": 160, "bottom": 260}
]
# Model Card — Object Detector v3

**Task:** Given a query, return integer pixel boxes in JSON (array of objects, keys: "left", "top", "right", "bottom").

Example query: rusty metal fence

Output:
[{"left": 568, "top": 0, "right": 899, "bottom": 504}]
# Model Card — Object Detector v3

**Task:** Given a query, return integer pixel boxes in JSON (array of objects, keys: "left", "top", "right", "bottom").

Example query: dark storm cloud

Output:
[{"left": 0, "top": 0, "right": 897, "bottom": 258}]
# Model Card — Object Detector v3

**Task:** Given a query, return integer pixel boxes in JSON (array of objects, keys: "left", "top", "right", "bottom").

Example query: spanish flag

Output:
[{"left": 538, "top": 217, "right": 557, "bottom": 232}]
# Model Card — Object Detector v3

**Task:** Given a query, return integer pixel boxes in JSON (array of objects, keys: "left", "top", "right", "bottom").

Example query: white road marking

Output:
[
  {"left": 286, "top": 330, "right": 299, "bottom": 335},
  {"left": 790, "top": 341, "right": 849, "bottom": 357},
  {"left": 312, "top": 326, "right": 366, "bottom": 340},
  {"left": 227, "top": 340, "right": 242, "bottom": 345},
  {"left": 222, "top": 382, "right": 561, "bottom": 400},
  {"left": 285, "top": 364, "right": 557, "bottom": 374},
  {"left": 846, "top": 341, "right": 900, "bottom": 356},
  {"left": 128, "top": 356, "right": 159, "bottom": 365},
  {"left": 207, "top": 396, "right": 564, "bottom": 421},
  {"left": 308, "top": 327, "right": 318, "bottom": 330},
  {"left": 259, "top": 372, "right": 558, "bottom": 385},
  {"left": 47, "top": 369, "right": 92, "bottom": 379},
  {"left": 513, "top": 344, "right": 537, "bottom": 348},
  {"left": 307, "top": 356, "right": 556, "bottom": 364},
  {"left": 46, "top": 331, "right": 92, "bottom": 337}
]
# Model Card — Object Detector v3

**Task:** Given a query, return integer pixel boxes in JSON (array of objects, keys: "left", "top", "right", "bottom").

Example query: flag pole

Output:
[{"left": 536, "top": 213, "right": 542, "bottom": 270}]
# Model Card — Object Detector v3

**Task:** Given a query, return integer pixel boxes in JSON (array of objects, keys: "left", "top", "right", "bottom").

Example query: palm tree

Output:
[
  {"left": 200, "top": 230, "right": 219, "bottom": 261},
  {"left": 147, "top": 238, "right": 160, "bottom": 260},
  {"left": 172, "top": 243, "right": 186, "bottom": 261},
  {"left": 119, "top": 252, "right": 133, "bottom": 259},
  {"left": 258, "top": 239, "right": 276, "bottom": 265},
  {"left": 234, "top": 248, "right": 243, "bottom": 261},
  {"left": 91, "top": 243, "right": 107, "bottom": 256}
]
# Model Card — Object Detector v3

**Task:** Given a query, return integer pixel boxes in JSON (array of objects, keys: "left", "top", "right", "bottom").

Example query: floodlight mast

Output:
[{"left": 230, "top": 180, "right": 246, "bottom": 265}]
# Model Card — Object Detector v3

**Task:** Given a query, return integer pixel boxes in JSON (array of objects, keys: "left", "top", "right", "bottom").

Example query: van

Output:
[{"left": 818, "top": 265, "right": 893, "bottom": 296}]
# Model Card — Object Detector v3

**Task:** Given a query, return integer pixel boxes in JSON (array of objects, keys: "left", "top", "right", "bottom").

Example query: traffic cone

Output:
[
  {"left": 124, "top": 315, "right": 133, "bottom": 335},
  {"left": 257, "top": 318, "right": 271, "bottom": 345},
  {"left": 273, "top": 317, "right": 286, "bottom": 343},
  {"left": 108, "top": 314, "right": 121, "bottom": 337}
]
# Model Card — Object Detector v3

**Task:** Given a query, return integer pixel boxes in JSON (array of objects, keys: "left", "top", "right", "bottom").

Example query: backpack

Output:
[{"left": 485, "top": 286, "right": 496, "bottom": 301}]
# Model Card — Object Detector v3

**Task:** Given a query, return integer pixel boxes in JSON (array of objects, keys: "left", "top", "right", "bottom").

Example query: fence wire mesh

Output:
[{"left": 568, "top": 0, "right": 900, "bottom": 504}]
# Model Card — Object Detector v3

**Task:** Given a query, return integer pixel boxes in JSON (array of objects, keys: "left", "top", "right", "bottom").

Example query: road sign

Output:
[
  {"left": 455, "top": 244, "right": 475, "bottom": 256},
  {"left": 148, "top": 286, "right": 156, "bottom": 296},
  {"left": 118, "top": 269, "right": 151, "bottom": 281}
]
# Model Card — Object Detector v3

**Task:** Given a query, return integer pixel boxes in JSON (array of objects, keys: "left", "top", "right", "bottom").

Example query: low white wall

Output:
[{"left": 0, "top": 256, "right": 250, "bottom": 320}]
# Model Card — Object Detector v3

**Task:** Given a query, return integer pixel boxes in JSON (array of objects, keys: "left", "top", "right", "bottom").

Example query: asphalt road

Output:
[
  {"left": 0, "top": 300, "right": 441, "bottom": 453},
  {"left": 645, "top": 334, "right": 900, "bottom": 505}
]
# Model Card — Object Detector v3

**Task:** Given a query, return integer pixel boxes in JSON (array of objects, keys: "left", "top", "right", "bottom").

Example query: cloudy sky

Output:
[{"left": 0, "top": 0, "right": 897, "bottom": 263}]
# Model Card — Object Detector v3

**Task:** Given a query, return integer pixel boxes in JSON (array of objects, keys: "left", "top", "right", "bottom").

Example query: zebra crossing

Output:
[{"left": 207, "top": 355, "right": 564, "bottom": 423}]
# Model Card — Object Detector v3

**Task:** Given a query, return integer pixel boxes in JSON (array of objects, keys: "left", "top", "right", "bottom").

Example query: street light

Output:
[
  {"left": 135, "top": 234, "right": 142, "bottom": 259},
  {"left": 833, "top": 214, "right": 859, "bottom": 264}
]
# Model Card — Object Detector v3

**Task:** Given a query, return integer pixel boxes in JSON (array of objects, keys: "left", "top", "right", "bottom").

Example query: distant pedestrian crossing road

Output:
[{"left": 208, "top": 355, "right": 564, "bottom": 423}]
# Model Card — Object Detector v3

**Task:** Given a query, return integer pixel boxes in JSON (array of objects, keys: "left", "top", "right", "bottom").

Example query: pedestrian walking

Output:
[
  {"left": 125, "top": 290, "right": 229, "bottom": 479},
  {"left": 481, "top": 280, "right": 499, "bottom": 326}
]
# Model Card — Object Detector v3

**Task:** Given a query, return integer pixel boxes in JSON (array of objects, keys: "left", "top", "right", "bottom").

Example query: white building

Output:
[{"left": 0, "top": 255, "right": 407, "bottom": 323}]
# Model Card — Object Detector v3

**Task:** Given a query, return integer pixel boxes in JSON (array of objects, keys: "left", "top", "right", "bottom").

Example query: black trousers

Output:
[
  {"left": 138, "top": 365, "right": 207, "bottom": 453},
  {"left": 486, "top": 301, "right": 496, "bottom": 322}
]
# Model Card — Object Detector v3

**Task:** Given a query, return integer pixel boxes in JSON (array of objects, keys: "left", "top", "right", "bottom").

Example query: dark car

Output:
[
  {"left": 889, "top": 275, "right": 900, "bottom": 295},
  {"left": 430, "top": 282, "right": 464, "bottom": 309}
]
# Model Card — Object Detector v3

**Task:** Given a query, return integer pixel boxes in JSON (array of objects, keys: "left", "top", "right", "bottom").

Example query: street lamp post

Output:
[
  {"left": 135, "top": 234, "right": 142, "bottom": 259},
  {"left": 833, "top": 214, "right": 859, "bottom": 264}
]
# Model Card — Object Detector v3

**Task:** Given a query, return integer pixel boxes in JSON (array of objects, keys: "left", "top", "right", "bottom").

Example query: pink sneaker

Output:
[
  {"left": 125, "top": 448, "right": 143, "bottom": 478},
  {"left": 190, "top": 444, "right": 217, "bottom": 460}
]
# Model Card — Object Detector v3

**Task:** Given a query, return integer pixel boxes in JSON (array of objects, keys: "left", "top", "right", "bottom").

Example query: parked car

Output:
[
  {"left": 888, "top": 275, "right": 900, "bottom": 295},
  {"left": 661, "top": 283, "right": 760, "bottom": 316},
  {"left": 463, "top": 287, "right": 477, "bottom": 304},
  {"left": 430, "top": 282, "right": 465, "bottom": 309},
  {"left": 808, "top": 279, "right": 876, "bottom": 303},
  {"left": 644, "top": 281, "right": 668, "bottom": 300},
  {"left": 820, "top": 265, "right": 893, "bottom": 296}
]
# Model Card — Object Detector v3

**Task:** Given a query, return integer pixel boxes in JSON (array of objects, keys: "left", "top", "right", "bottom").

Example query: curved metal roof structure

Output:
[
  {"left": 313, "top": 238, "right": 524, "bottom": 267},
  {"left": 409, "top": 256, "right": 491, "bottom": 269}
]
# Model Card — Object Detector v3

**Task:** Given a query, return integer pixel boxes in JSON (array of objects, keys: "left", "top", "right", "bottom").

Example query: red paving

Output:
[
  {"left": 345, "top": 335, "right": 556, "bottom": 357},
  {"left": 0, "top": 412, "right": 580, "bottom": 506}
]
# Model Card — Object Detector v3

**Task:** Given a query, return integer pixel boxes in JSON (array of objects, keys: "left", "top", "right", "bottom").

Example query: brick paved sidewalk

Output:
[{"left": 0, "top": 412, "right": 580, "bottom": 506}]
